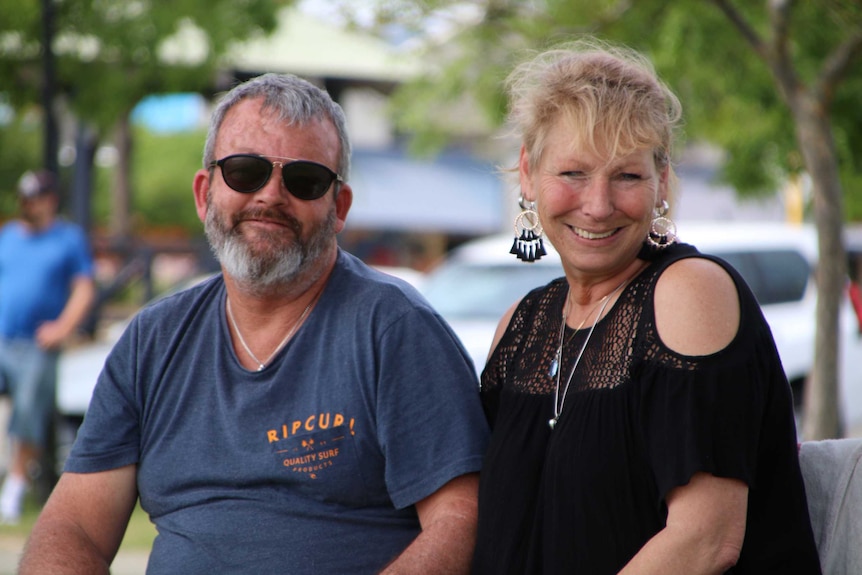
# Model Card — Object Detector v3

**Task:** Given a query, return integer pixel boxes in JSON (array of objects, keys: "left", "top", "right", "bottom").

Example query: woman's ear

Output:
[
  {"left": 658, "top": 164, "right": 670, "bottom": 205},
  {"left": 518, "top": 146, "right": 538, "bottom": 203}
]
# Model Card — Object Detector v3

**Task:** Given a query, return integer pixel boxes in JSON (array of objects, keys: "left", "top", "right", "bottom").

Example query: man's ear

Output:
[
  {"left": 193, "top": 169, "right": 211, "bottom": 223},
  {"left": 333, "top": 183, "right": 352, "bottom": 234}
]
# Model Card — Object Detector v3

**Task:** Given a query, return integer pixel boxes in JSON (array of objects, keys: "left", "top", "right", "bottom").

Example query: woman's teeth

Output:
[{"left": 574, "top": 227, "right": 615, "bottom": 240}]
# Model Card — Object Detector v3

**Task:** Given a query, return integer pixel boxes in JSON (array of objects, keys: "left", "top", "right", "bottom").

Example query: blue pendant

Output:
[{"left": 549, "top": 357, "right": 559, "bottom": 378}]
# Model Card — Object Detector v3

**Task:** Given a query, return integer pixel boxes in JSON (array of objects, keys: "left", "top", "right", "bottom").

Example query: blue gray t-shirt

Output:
[{"left": 67, "top": 250, "right": 489, "bottom": 574}]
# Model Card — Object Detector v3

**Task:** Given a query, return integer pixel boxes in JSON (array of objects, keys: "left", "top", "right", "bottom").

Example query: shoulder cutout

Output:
[{"left": 654, "top": 257, "right": 740, "bottom": 356}]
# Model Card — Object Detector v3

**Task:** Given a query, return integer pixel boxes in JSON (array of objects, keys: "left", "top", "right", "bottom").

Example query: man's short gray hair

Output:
[{"left": 202, "top": 73, "right": 351, "bottom": 180}]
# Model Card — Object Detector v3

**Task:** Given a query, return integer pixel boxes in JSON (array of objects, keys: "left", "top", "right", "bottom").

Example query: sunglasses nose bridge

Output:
[{"left": 262, "top": 160, "right": 290, "bottom": 196}]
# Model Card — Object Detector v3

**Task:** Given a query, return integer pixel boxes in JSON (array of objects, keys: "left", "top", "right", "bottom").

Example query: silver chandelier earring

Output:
[
  {"left": 510, "top": 197, "right": 547, "bottom": 262},
  {"left": 647, "top": 200, "right": 677, "bottom": 249}
]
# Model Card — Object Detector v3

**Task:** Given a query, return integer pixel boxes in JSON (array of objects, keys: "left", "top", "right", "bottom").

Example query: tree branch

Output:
[
  {"left": 710, "top": 0, "right": 801, "bottom": 108},
  {"left": 709, "top": 0, "right": 767, "bottom": 58},
  {"left": 766, "top": 0, "right": 801, "bottom": 107},
  {"left": 768, "top": 0, "right": 793, "bottom": 51},
  {"left": 815, "top": 30, "right": 862, "bottom": 106}
]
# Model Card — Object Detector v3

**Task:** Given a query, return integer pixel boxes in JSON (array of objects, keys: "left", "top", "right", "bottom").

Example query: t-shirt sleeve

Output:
[
  {"left": 67, "top": 223, "right": 95, "bottom": 278},
  {"left": 637, "top": 313, "right": 779, "bottom": 503},
  {"left": 375, "top": 306, "right": 490, "bottom": 509},
  {"left": 65, "top": 317, "right": 143, "bottom": 473}
]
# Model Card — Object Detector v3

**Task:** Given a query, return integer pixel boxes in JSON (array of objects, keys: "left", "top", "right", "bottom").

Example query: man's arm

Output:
[
  {"left": 19, "top": 465, "right": 138, "bottom": 575},
  {"left": 381, "top": 473, "right": 479, "bottom": 575},
  {"left": 36, "top": 274, "right": 96, "bottom": 349}
]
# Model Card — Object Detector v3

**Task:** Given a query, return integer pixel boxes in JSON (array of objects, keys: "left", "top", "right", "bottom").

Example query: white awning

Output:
[{"left": 223, "top": 8, "right": 420, "bottom": 82}]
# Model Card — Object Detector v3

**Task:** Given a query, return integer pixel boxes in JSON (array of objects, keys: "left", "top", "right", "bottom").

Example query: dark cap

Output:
[{"left": 17, "top": 170, "right": 58, "bottom": 199}]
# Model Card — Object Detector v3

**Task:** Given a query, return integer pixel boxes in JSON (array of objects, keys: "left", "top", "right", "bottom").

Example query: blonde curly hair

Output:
[{"left": 506, "top": 37, "right": 683, "bottom": 193}]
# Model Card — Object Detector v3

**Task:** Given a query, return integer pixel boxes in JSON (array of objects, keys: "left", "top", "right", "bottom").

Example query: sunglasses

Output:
[{"left": 209, "top": 154, "right": 343, "bottom": 200}]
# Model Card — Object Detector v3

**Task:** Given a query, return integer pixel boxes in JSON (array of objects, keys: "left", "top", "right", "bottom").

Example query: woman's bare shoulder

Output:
[{"left": 654, "top": 256, "right": 740, "bottom": 356}]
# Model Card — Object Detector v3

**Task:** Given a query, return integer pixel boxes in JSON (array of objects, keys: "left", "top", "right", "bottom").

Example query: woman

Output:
[{"left": 472, "top": 39, "right": 821, "bottom": 574}]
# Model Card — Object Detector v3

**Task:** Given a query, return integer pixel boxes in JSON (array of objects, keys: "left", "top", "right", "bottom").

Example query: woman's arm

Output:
[
  {"left": 621, "top": 256, "right": 748, "bottom": 574},
  {"left": 619, "top": 472, "right": 747, "bottom": 574}
]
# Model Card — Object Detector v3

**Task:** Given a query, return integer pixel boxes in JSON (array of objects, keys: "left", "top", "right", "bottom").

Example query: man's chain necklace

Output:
[{"left": 226, "top": 294, "right": 317, "bottom": 371}]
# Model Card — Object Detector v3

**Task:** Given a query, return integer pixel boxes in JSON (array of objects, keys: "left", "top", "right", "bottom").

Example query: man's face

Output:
[
  {"left": 203, "top": 189, "right": 338, "bottom": 290},
  {"left": 19, "top": 193, "right": 57, "bottom": 227},
  {"left": 193, "top": 97, "right": 352, "bottom": 291}
]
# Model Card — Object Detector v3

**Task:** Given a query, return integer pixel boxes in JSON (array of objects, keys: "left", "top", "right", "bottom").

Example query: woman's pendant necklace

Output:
[
  {"left": 549, "top": 278, "right": 629, "bottom": 430},
  {"left": 549, "top": 350, "right": 561, "bottom": 378}
]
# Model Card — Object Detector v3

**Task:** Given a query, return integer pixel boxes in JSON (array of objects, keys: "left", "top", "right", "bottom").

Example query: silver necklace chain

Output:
[
  {"left": 549, "top": 278, "right": 629, "bottom": 430},
  {"left": 226, "top": 295, "right": 316, "bottom": 372}
]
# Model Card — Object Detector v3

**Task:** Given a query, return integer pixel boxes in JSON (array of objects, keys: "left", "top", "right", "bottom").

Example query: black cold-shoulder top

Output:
[{"left": 472, "top": 242, "right": 821, "bottom": 574}]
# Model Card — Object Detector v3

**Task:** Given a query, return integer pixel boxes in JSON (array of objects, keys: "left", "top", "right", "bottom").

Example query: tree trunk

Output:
[
  {"left": 110, "top": 112, "right": 133, "bottom": 239},
  {"left": 795, "top": 94, "right": 846, "bottom": 440}
]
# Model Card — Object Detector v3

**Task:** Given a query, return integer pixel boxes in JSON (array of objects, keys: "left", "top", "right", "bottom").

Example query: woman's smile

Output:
[{"left": 568, "top": 225, "right": 620, "bottom": 240}]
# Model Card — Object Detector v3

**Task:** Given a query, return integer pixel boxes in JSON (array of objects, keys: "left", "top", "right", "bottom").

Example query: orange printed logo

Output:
[
  {"left": 268, "top": 413, "right": 356, "bottom": 480},
  {"left": 266, "top": 413, "right": 355, "bottom": 443}
]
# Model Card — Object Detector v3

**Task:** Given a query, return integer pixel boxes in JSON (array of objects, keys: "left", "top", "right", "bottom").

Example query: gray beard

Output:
[{"left": 205, "top": 196, "right": 336, "bottom": 294}]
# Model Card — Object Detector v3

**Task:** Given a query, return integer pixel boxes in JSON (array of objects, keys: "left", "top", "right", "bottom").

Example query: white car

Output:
[{"left": 421, "top": 222, "right": 862, "bottom": 432}]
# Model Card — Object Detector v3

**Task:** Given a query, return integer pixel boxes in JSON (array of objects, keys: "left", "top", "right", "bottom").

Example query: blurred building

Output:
[{"left": 675, "top": 144, "right": 786, "bottom": 224}]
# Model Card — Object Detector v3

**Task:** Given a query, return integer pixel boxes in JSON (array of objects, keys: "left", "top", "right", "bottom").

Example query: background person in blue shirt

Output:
[{"left": 0, "top": 170, "right": 95, "bottom": 524}]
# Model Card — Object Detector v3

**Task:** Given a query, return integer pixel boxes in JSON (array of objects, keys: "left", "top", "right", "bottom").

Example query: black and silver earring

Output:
[
  {"left": 510, "top": 197, "right": 546, "bottom": 262},
  {"left": 647, "top": 199, "right": 677, "bottom": 248}
]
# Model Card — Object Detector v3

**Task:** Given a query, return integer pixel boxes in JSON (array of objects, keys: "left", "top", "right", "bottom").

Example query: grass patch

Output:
[
  {"left": 120, "top": 504, "right": 158, "bottom": 550},
  {"left": 0, "top": 491, "right": 157, "bottom": 551}
]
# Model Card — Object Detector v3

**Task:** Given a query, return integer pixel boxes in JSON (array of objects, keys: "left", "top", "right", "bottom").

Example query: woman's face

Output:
[{"left": 520, "top": 120, "right": 667, "bottom": 280}]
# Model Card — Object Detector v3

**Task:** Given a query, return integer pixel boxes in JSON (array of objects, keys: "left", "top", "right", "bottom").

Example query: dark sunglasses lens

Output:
[
  {"left": 281, "top": 162, "right": 334, "bottom": 200},
  {"left": 221, "top": 156, "right": 271, "bottom": 193}
]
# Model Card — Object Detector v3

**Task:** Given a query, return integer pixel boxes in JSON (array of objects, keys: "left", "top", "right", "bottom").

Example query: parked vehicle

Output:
[{"left": 421, "top": 222, "right": 862, "bottom": 432}]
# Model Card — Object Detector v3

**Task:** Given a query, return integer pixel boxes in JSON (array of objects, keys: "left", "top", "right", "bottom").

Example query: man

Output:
[
  {"left": 0, "top": 170, "right": 95, "bottom": 524},
  {"left": 19, "top": 74, "right": 489, "bottom": 574}
]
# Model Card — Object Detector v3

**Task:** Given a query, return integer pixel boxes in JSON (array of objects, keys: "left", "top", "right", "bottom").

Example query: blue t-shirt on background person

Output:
[{"left": 0, "top": 220, "right": 94, "bottom": 340}]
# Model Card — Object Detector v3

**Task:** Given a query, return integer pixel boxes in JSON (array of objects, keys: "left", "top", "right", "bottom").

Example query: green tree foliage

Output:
[
  {"left": 85, "top": 127, "right": 205, "bottom": 234},
  {"left": 0, "top": 0, "right": 292, "bottom": 234},
  {"left": 0, "top": 0, "right": 288, "bottom": 131},
  {"left": 0, "top": 113, "right": 41, "bottom": 219},
  {"left": 130, "top": 127, "right": 206, "bottom": 232}
]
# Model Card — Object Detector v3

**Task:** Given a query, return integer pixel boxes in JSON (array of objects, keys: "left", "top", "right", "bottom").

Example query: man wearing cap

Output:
[{"left": 0, "top": 169, "right": 95, "bottom": 524}]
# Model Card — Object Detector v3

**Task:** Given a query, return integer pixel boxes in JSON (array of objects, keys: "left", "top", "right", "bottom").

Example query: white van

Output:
[{"left": 421, "top": 222, "right": 862, "bottom": 432}]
